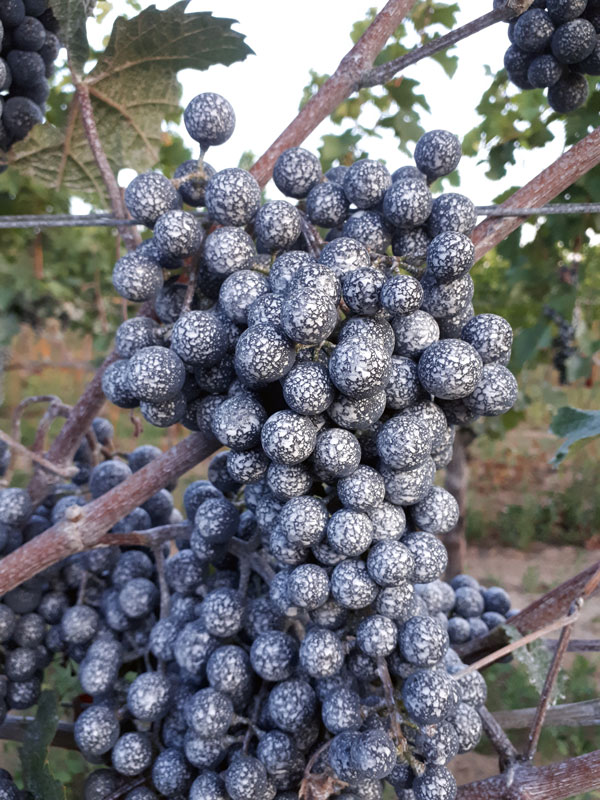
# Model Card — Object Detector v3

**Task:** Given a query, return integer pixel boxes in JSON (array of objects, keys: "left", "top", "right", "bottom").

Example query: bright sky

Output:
[{"left": 93, "top": 1, "right": 568, "bottom": 206}]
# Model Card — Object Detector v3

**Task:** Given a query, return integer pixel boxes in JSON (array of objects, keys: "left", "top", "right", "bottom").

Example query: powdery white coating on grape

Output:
[
  {"left": 421, "top": 272, "right": 474, "bottom": 319},
  {"left": 339, "top": 315, "right": 395, "bottom": 355},
  {"left": 410, "top": 486, "right": 460, "bottom": 534},
  {"left": 189, "top": 771, "right": 228, "bottom": 800},
  {"left": 552, "top": 17, "right": 596, "bottom": 62},
  {"left": 281, "top": 287, "right": 337, "bottom": 345},
  {"left": 0, "top": 488, "right": 32, "bottom": 527},
  {"left": 199, "top": 588, "right": 244, "bottom": 638},
  {"left": 234, "top": 323, "right": 296, "bottom": 388},
  {"left": 193, "top": 497, "right": 239, "bottom": 545},
  {"left": 174, "top": 158, "right": 216, "bottom": 206},
  {"left": 403, "top": 531, "right": 448, "bottom": 582},
  {"left": 385, "top": 356, "right": 424, "bottom": 411},
  {"left": 227, "top": 448, "right": 269, "bottom": 483},
  {"left": 321, "top": 688, "right": 361, "bottom": 734},
  {"left": 287, "top": 563, "right": 329, "bottom": 609},
  {"left": 152, "top": 748, "right": 193, "bottom": 796},
  {"left": 153, "top": 281, "right": 187, "bottom": 323},
  {"left": 402, "top": 668, "right": 456, "bottom": 725},
  {"left": 74, "top": 705, "right": 120, "bottom": 757},
  {"left": 448, "top": 702, "right": 483, "bottom": 753},
  {"left": 261, "top": 410, "right": 317, "bottom": 465},
  {"left": 205, "top": 168, "right": 261, "bottom": 226},
  {"left": 313, "top": 428, "right": 362, "bottom": 479},
  {"left": 247, "top": 292, "right": 283, "bottom": 329},
  {"left": 311, "top": 599, "right": 348, "bottom": 631},
  {"left": 329, "top": 732, "right": 362, "bottom": 783},
  {"left": 548, "top": 70, "right": 589, "bottom": 111},
  {"left": 219, "top": 269, "right": 269, "bottom": 325},
  {"left": 438, "top": 302, "right": 474, "bottom": 340},
  {"left": 527, "top": 53, "right": 564, "bottom": 87},
  {"left": 514, "top": 8, "right": 556, "bottom": 52},
  {"left": 173, "top": 619, "right": 217, "bottom": 675},
  {"left": 170, "top": 310, "right": 227, "bottom": 367},
  {"left": 329, "top": 338, "right": 391, "bottom": 400},
  {"left": 209, "top": 393, "right": 266, "bottom": 451},
  {"left": 351, "top": 729, "right": 396, "bottom": 779},
  {"left": 184, "top": 92, "right": 235, "bottom": 148},
  {"left": 414, "top": 130, "right": 462, "bottom": 180},
  {"left": 266, "top": 462, "right": 312, "bottom": 500},
  {"left": 269, "top": 251, "right": 314, "bottom": 295},
  {"left": 318, "top": 236, "right": 371, "bottom": 278},
  {"left": 413, "top": 766, "right": 457, "bottom": 800},
  {"left": 184, "top": 687, "right": 234, "bottom": 738},
  {"left": 377, "top": 415, "right": 433, "bottom": 471},
  {"left": 343, "top": 159, "right": 391, "bottom": 209},
  {"left": 290, "top": 261, "right": 341, "bottom": 304},
  {"left": 366, "top": 539, "right": 415, "bottom": 587},
  {"left": 307, "top": 181, "right": 349, "bottom": 227},
  {"left": 448, "top": 616, "right": 471, "bottom": 644},
  {"left": 367, "top": 501, "right": 407, "bottom": 541},
  {"left": 202, "top": 226, "right": 256, "bottom": 277},
  {"left": 331, "top": 559, "right": 378, "bottom": 609},
  {"left": 399, "top": 615, "right": 449, "bottom": 667},
  {"left": 153, "top": 210, "right": 204, "bottom": 259},
  {"left": 383, "top": 178, "right": 433, "bottom": 228},
  {"left": 381, "top": 458, "right": 436, "bottom": 506},
  {"left": 255, "top": 200, "right": 302, "bottom": 251},
  {"left": 392, "top": 310, "right": 440, "bottom": 358},
  {"left": 115, "top": 317, "right": 158, "bottom": 359},
  {"left": 452, "top": 668, "right": 488, "bottom": 707},
  {"left": 270, "top": 527, "right": 308, "bottom": 566},
  {"left": 375, "top": 582, "right": 415, "bottom": 619},
  {"left": 437, "top": 396, "right": 480, "bottom": 426},
  {"left": 418, "top": 340, "right": 483, "bottom": 400},
  {"left": 112, "top": 732, "right": 153, "bottom": 776},
  {"left": 328, "top": 389, "right": 386, "bottom": 432},
  {"left": 126, "top": 346, "right": 185, "bottom": 403},
  {"left": 337, "top": 465, "right": 385, "bottom": 512},
  {"left": 392, "top": 226, "right": 431, "bottom": 266},
  {"left": 112, "top": 252, "right": 163, "bottom": 303},
  {"left": 299, "top": 627, "right": 344, "bottom": 677},
  {"left": 426, "top": 231, "right": 475, "bottom": 284},
  {"left": 341, "top": 267, "right": 385, "bottom": 316},
  {"left": 268, "top": 679, "right": 317, "bottom": 732},
  {"left": 327, "top": 509, "right": 373, "bottom": 556},
  {"left": 273, "top": 147, "right": 323, "bottom": 198},
  {"left": 140, "top": 395, "right": 186, "bottom": 427},
  {"left": 427, "top": 193, "right": 477, "bottom": 237},
  {"left": 463, "top": 363, "right": 518, "bottom": 416},
  {"left": 207, "top": 644, "right": 251, "bottom": 695},
  {"left": 282, "top": 362, "right": 334, "bottom": 415},
  {"left": 342, "top": 210, "right": 392, "bottom": 252},
  {"left": 127, "top": 671, "right": 171, "bottom": 722},
  {"left": 124, "top": 171, "right": 181, "bottom": 227},
  {"left": 278, "top": 496, "right": 328, "bottom": 546}
]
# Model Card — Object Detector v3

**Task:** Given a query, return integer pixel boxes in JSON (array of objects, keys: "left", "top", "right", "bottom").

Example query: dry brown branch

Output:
[
  {"left": 0, "top": 430, "right": 78, "bottom": 479},
  {"left": 494, "top": 698, "right": 600, "bottom": 730},
  {"left": 0, "top": 433, "right": 218, "bottom": 595},
  {"left": 478, "top": 706, "right": 518, "bottom": 770},
  {"left": 249, "top": 0, "right": 417, "bottom": 187},
  {"left": 472, "top": 127, "right": 600, "bottom": 261},
  {"left": 457, "top": 749, "right": 600, "bottom": 800}
]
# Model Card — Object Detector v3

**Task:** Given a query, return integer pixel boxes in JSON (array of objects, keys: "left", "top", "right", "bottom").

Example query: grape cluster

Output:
[
  {"left": 544, "top": 305, "right": 577, "bottom": 384},
  {"left": 497, "top": 0, "right": 600, "bottom": 112},
  {"left": 1, "top": 93, "right": 522, "bottom": 798},
  {"left": 0, "top": 0, "right": 60, "bottom": 152}
]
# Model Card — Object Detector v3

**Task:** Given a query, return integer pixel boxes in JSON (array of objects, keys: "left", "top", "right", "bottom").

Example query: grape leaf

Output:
[
  {"left": 20, "top": 690, "right": 65, "bottom": 800},
  {"left": 51, "top": 0, "right": 96, "bottom": 75},
  {"left": 550, "top": 406, "right": 600, "bottom": 465},
  {"left": 9, "top": 2, "right": 253, "bottom": 202}
]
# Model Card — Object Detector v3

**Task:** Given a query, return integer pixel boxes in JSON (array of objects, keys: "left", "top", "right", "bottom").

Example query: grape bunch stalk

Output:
[
  {"left": 0, "top": 90, "right": 522, "bottom": 800},
  {"left": 0, "top": 0, "right": 60, "bottom": 152}
]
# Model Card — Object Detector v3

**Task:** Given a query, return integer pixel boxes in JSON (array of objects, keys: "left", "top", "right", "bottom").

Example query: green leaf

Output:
[
  {"left": 510, "top": 319, "right": 553, "bottom": 374},
  {"left": 319, "top": 130, "right": 362, "bottom": 171},
  {"left": 550, "top": 406, "right": 600, "bottom": 465},
  {"left": 10, "top": 2, "right": 253, "bottom": 201},
  {"left": 20, "top": 690, "right": 65, "bottom": 800},
  {"left": 51, "top": 0, "right": 95, "bottom": 75}
]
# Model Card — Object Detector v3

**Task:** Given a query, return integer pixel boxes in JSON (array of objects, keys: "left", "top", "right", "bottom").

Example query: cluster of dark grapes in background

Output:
[
  {"left": 0, "top": 92, "right": 524, "bottom": 799},
  {"left": 544, "top": 305, "right": 578, "bottom": 384},
  {"left": 0, "top": 0, "right": 60, "bottom": 152},
  {"left": 498, "top": 0, "right": 600, "bottom": 112},
  {"left": 0, "top": 428, "right": 516, "bottom": 800}
]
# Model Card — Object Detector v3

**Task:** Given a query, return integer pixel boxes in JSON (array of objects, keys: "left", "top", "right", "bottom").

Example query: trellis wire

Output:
[{"left": 0, "top": 203, "right": 599, "bottom": 230}]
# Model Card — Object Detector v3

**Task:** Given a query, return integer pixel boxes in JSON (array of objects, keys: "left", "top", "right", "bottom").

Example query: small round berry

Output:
[
  {"left": 205, "top": 168, "right": 261, "bottom": 226},
  {"left": 184, "top": 92, "right": 235, "bottom": 148},
  {"left": 255, "top": 200, "right": 302, "bottom": 252},
  {"left": 125, "top": 171, "right": 181, "bottom": 227},
  {"left": 273, "top": 147, "right": 322, "bottom": 198},
  {"left": 414, "top": 130, "right": 462, "bottom": 180}
]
